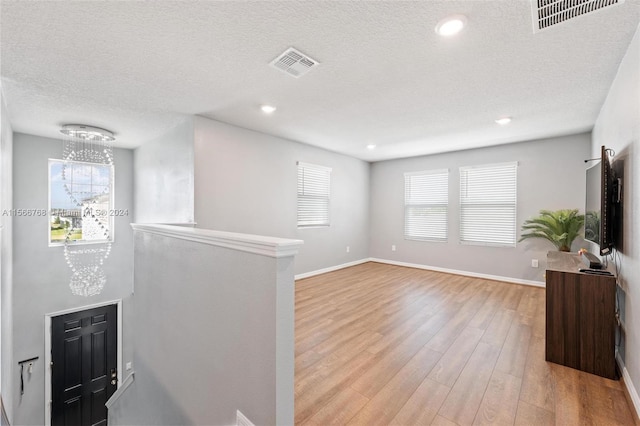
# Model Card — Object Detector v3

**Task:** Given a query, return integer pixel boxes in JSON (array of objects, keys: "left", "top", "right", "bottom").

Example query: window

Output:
[
  {"left": 297, "top": 161, "right": 331, "bottom": 228},
  {"left": 404, "top": 169, "right": 448, "bottom": 241},
  {"left": 49, "top": 159, "right": 114, "bottom": 245},
  {"left": 459, "top": 161, "right": 517, "bottom": 246}
]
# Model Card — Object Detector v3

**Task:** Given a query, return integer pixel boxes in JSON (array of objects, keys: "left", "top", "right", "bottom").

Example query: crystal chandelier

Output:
[{"left": 59, "top": 124, "right": 115, "bottom": 296}]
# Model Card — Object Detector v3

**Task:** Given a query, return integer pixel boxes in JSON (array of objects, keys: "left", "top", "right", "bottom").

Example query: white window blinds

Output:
[
  {"left": 459, "top": 162, "right": 518, "bottom": 246},
  {"left": 404, "top": 169, "right": 448, "bottom": 242},
  {"left": 297, "top": 161, "right": 331, "bottom": 228}
]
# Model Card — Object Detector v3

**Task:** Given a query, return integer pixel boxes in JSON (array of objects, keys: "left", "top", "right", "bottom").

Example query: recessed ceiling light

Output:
[
  {"left": 435, "top": 15, "right": 467, "bottom": 37},
  {"left": 367, "top": 144, "right": 377, "bottom": 150},
  {"left": 495, "top": 117, "right": 512, "bottom": 125},
  {"left": 261, "top": 105, "right": 277, "bottom": 114}
]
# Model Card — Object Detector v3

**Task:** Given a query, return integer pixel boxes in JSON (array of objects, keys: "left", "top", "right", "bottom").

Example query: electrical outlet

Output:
[
  {"left": 391, "top": 245, "right": 396, "bottom": 251},
  {"left": 531, "top": 259, "right": 539, "bottom": 268},
  {"left": 346, "top": 246, "right": 350, "bottom": 253},
  {"left": 126, "top": 362, "right": 132, "bottom": 370}
]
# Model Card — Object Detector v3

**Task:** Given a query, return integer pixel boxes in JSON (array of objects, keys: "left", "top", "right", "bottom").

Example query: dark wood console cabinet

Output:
[{"left": 545, "top": 251, "right": 617, "bottom": 379}]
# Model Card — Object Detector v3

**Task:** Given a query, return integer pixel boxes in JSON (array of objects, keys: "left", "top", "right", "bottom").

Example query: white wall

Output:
[
  {"left": 370, "top": 133, "right": 591, "bottom": 283},
  {"left": 0, "top": 90, "right": 14, "bottom": 423},
  {"left": 11, "top": 134, "right": 135, "bottom": 425},
  {"left": 194, "top": 116, "right": 370, "bottom": 275},
  {"left": 108, "top": 226, "right": 300, "bottom": 426},
  {"left": 592, "top": 23, "right": 640, "bottom": 414},
  {"left": 134, "top": 117, "right": 194, "bottom": 223}
]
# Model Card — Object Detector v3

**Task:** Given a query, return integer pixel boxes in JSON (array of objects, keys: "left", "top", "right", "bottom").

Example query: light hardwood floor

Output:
[{"left": 294, "top": 262, "right": 637, "bottom": 426}]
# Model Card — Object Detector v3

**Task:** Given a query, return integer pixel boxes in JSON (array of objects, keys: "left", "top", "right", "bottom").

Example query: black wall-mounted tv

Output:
[{"left": 585, "top": 145, "right": 619, "bottom": 256}]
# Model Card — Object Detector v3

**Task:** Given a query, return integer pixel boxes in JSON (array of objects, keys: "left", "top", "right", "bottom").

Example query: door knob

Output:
[{"left": 111, "top": 379, "right": 116, "bottom": 385}]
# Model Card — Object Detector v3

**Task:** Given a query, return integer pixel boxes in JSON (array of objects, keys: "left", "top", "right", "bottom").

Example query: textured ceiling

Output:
[{"left": 1, "top": 1, "right": 639, "bottom": 161}]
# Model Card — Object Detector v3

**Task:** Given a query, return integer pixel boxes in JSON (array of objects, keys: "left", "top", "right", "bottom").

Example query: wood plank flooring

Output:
[{"left": 294, "top": 262, "right": 636, "bottom": 426}]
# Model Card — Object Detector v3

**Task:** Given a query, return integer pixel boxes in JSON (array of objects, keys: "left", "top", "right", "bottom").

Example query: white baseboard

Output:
[
  {"left": 369, "top": 258, "right": 545, "bottom": 288},
  {"left": 295, "top": 257, "right": 545, "bottom": 288},
  {"left": 295, "top": 258, "right": 370, "bottom": 280},
  {"left": 616, "top": 351, "right": 640, "bottom": 420}
]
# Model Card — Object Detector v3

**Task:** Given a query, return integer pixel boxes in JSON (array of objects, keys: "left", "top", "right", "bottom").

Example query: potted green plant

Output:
[{"left": 519, "top": 209, "right": 585, "bottom": 252}]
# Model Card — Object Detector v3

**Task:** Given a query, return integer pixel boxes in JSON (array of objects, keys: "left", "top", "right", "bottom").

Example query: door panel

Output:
[
  {"left": 64, "top": 397, "right": 82, "bottom": 426},
  {"left": 52, "top": 304, "right": 117, "bottom": 426},
  {"left": 90, "top": 389, "right": 107, "bottom": 426},
  {"left": 63, "top": 338, "right": 82, "bottom": 389}
]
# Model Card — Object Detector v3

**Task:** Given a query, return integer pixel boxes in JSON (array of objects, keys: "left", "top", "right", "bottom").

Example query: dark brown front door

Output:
[{"left": 51, "top": 304, "right": 117, "bottom": 426}]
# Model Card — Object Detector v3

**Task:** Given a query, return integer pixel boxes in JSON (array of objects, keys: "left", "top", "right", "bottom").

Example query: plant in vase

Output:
[{"left": 519, "top": 209, "right": 584, "bottom": 252}]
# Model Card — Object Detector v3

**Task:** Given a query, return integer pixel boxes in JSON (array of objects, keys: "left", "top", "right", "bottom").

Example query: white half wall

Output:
[
  {"left": 593, "top": 23, "right": 640, "bottom": 418},
  {"left": 107, "top": 224, "right": 302, "bottom": 426},
  {"left": 193, "top": 116, "right": 370, "bottom": 276}
]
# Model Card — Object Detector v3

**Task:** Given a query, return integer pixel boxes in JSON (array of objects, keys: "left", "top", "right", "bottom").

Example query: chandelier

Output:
[{"left": 59, "top": 124, "right": 115, "bottom": 296}]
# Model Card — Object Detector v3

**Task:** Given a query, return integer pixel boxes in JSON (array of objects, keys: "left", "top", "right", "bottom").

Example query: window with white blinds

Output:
[
  {"left": 459, "top": 162, "right": 518, "bottom": 246},
  {"left": 297, "top": 161, "right": 331, "bottom": 228},
  {"left": 404, "top": 169, "right": 449, "bottom": 242}
]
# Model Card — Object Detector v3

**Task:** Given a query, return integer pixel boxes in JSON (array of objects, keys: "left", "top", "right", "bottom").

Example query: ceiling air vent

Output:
[
  {"left": 532, "top": 0, "right": 624, "bottom": 32},
  {"left": 269, "top": 47, "right": 319, "bottom": 78}
]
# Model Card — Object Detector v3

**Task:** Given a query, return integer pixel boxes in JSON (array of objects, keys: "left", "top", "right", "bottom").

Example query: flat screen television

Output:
[{"left": 585, "top": 146, "right": 617, "bottom": 256}]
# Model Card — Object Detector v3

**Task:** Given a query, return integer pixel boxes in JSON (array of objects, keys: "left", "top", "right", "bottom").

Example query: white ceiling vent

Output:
[
  {"left": 269, "top": 47, "right": 319, "bottom": 78},
  {"left": 532, "top": 0, "right": 624, "bottom": 32}
]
